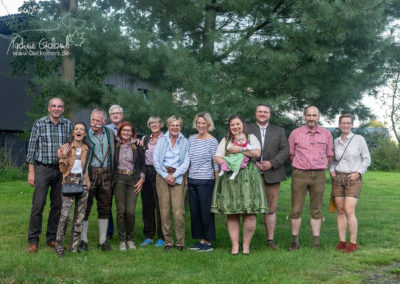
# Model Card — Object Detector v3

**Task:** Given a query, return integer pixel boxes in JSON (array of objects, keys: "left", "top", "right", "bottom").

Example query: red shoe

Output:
[
  {"left": 335, "top": 241, "right": 347, "bottom": 251},
  {"left": 345, "top": 242, "right": 358, "bottom": 253}
]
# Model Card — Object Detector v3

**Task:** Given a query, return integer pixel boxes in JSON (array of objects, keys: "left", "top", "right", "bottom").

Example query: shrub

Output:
[
  {"left": 0, "top": 140, "right": 26, "bottom": 182},
  {"left": 370, "top": 138, "right": 400, "bottom": 171}
]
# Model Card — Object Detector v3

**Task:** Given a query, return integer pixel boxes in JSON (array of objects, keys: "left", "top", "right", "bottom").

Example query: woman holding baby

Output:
[{"left": 211, "top": 114, "right": 267, "bottom": 255}]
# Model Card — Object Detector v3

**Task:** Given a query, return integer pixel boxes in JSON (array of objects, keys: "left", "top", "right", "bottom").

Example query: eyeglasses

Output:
[
  {"left": 50, "top": 104, "right": 64, "bottom": 109},
  {"left": 121, "top": 129, "right": 132, "bottom": 133},
  {"left": 110, "top": 112, "right": 123, "bottom": 116}
]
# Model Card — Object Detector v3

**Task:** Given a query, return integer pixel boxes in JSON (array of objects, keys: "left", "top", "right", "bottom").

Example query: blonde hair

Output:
[
  {"left": 166, "top": 115, "right": 183, "bottom": 127},
  {"left": 192, "top": 112, "right": 214, "bottom": 132}
]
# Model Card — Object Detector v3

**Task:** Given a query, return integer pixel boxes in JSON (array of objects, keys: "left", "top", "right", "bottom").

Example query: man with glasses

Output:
[
  {"left": 288, "top": 106, "right": 333, "bottom": 251},
  {"left": 104, "top": 105, "right": 124, "bottom": 239},
  {"left": 27, "top": 98, "right": 73, "bottom": 253},
  {"left": 106, "top": 105, "right": 124, "bottom": 136}
]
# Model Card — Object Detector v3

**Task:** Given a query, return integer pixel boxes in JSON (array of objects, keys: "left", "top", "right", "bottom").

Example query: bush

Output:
[{"left": 370, "top": 138, "right": 400, "bottom": 171}]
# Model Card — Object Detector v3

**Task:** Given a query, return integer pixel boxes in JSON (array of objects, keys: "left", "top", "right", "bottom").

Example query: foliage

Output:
[
  {"left": 0, "top": 140, "right": 26, "bottom": 182},
  {"left": 1, "top": 172, "right": 400, "bottom": 283},
  {"left": 7, "top": 0, "right": 400, "bottom": 135},
  {"left": 370, "top": 137, "right": 400, "bottom": 171}
]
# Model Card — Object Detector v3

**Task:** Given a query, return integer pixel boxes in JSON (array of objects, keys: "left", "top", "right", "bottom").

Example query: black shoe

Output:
[
  {"left": 177, "top": 246, "right": 184, "bottom": 251},
  {"left": 164, "top": 245, "right": 173, "bottom": 251},
  {"left": 98, "top": 241, "right": 113, "bottom": 251},
  {"left": 107, "top": 234, "right": 113, "bottom": 240},
  {"left": 78, "top": 241, "right": 88, "bottom": 252},
  {"left": 56, "top": 250, "right": 65, "bottom": 257}
]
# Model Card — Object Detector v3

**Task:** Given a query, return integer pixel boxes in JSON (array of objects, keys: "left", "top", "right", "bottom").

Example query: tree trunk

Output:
[
  {"left": 60, "top": 0, "right": 76, "bottom": 84},
  {"left": 202, "top": 0, "right": 216, "bottom": 62},
  {"left": 390, "top": 73, "right": 400, "bottom": 145}
]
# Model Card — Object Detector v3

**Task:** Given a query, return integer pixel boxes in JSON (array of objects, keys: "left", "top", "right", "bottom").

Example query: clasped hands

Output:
[
  {"left": 256, "top": 161, "right": 272, "bottom": 171},
  {"left": 165, "top": 174, "right": 176, "bottom": 186}
]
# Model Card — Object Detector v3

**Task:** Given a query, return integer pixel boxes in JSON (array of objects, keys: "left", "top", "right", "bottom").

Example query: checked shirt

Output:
[{"left": 26, "top": 116, "right": 73, "bottom": 165}]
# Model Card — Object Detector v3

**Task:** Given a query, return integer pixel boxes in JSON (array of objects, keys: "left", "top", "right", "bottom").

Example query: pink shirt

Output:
[{"left": 288, "top": 125, "right": 333, "bottom": 170}]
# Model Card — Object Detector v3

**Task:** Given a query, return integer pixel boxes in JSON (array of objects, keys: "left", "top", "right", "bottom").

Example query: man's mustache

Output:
[{"left": 90, "top": 123, "right": 103, "bottom": 128}]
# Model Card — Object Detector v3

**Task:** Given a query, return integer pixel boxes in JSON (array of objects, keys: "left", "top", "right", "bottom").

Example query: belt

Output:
[
  {"left": 67, "top": 173, "right": 82, "bottom": 178},
  {"left": 90, "top": 167, "right": 109, "bottom": 173},
  {"left": 166, "top": 167, "right": 176, "bottom": 174},
  {"left": 293, "top": 167, "right": 325, "bottom": 171},
  {"left": 36, "top": 162, "right": 59, "bottom": 169},
  {"left": 118, "top": 169, "right": 134, "bottom": 175}
]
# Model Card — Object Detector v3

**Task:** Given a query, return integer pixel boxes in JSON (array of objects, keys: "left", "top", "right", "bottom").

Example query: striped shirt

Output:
[
  {"left": 188, "top": 135, "right": 219, "bottom": 179},
  {"left": 288, "top": 125, "right": 334, "bottom": 170},
  {"left": 26, "top": 116, "right": 73, "bottom": 165}
]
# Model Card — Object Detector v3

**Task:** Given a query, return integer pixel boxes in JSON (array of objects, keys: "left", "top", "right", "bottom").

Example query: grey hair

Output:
[
  {"left": 108, "top": 105, "right": 123, "bottom": 114},
  {"left": 147, "top": 116, "right": 164, "bottom": 128},
  {"left": 304, "top": 106, "right": 320, "bottom": 116},
  {"left": 91, "top": 108, "right": 107, "bottom": 122},
  {"left": 48, "top": 97, "right": 65, "bottom": 107}
]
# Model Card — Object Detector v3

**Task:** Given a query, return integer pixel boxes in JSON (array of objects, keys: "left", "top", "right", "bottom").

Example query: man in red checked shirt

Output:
[{"left": 288, "top": 106, "right": 333, "bottom": 251}]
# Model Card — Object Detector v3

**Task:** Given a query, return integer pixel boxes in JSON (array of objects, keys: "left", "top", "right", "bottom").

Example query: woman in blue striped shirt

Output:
[{"left": 188, "top": 112, "right": 219, "bottom": 252}]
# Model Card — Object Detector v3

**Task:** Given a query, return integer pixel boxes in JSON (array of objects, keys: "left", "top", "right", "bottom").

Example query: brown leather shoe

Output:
[
  {"left": 28, "top": 243, "right": 38, "bottom": 253},
  {"left": 267, "top": 241, "right": 278, "bottom": 251},
  {"left": 177, "top": 246, "right": 184, "bottom": 251},
  {"left": 47, "top": 241, "right": 56, "bottom": 249},
  {"left": 288, "top": 242, "right": 299, "bottom": 251}
]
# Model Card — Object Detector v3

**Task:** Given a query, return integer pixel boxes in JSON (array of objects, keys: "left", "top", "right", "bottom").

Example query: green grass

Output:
[{"left": 1, "top": 172, "right": 400, "bottom": 283}]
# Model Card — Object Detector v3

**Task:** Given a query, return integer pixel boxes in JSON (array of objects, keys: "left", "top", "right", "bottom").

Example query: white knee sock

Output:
[
  {"left": 81, "top": 221, "right": 89, "bottom": 243},
  {"left": 98, "top": 219, "right": 109, "bottom": 244}
]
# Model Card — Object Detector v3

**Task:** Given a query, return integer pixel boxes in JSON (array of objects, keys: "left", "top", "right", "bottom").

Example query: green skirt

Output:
[{"left": 211, "top": 161, "right": 268, "bottom": 214}]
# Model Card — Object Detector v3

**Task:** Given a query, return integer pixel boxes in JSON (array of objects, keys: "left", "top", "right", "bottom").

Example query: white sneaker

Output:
[
  {"left": 219, "top": 171, "right": 225, "bottom": 177},
  {"left": 119, "top": 242, "right": 127, "bottom": 251},
  {"left": 127, "top": 241, "right": 136, "bottom": 250}
]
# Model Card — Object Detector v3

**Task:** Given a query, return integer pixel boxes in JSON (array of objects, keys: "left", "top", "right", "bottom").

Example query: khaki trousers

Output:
[{"left": 156, "top": 174, "right": 185, "bottom": 247}]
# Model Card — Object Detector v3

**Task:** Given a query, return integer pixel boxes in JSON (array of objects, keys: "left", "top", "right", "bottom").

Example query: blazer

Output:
[{"left": 247, "top": 123, "right": 289, "bottom": 183}]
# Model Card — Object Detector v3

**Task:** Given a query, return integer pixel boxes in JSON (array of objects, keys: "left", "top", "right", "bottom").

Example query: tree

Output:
[{"left": 9, "top": 0, "right": 400, "bottom": 136}]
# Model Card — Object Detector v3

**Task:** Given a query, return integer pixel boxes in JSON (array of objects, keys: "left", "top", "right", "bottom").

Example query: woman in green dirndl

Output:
[{"left": 211, "top": 114, "right": 267, "bottom": 255}]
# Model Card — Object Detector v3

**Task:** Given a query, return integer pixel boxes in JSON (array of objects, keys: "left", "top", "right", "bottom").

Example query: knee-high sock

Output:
[
  {"left": 98, "top": 219, "right": 109, "bottom": 244},
  {"left": 81, "top": 221, "right": 89, "bottom": 243}
]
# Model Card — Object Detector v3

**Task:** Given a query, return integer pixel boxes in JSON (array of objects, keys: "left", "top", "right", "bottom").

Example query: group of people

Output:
[{"left": 26, "top": 98, "right": 371, "bottom": 257}]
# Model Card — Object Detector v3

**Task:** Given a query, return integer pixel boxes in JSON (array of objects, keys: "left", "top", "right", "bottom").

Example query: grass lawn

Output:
[{"left": 0, "top": 171, "right": 399, "bottom": 283}]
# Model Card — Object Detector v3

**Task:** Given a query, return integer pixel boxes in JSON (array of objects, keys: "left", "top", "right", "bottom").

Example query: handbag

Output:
[{"left": 61, "top": 148, "right": 91, "bottom": 196}]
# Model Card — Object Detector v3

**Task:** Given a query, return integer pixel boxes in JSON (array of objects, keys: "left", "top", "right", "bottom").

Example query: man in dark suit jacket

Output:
[{"left": 247, "top": 103, "right": 289, "bottom": 250}]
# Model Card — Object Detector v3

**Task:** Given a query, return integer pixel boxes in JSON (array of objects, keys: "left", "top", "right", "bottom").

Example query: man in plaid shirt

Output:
[
  {"left": 26, "top": 98, "right": 73, "bottom": 253},
  {"left": 288, "top": 106, "right": 333, "bottom": 251}
]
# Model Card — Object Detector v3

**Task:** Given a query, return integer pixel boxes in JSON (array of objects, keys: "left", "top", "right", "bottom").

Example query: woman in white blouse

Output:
[{"left": 330, "top": 113, "right": 371, "bottom": 253}]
